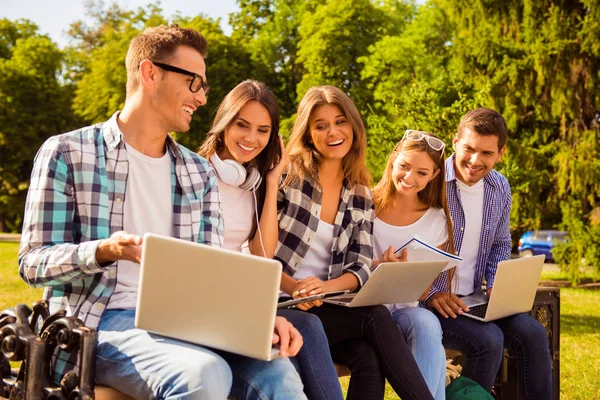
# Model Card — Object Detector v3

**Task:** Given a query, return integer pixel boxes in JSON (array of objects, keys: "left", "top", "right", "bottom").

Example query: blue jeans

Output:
[
  {"left": 96, "top": 309, "right": 306, "bottom": 400},
  {"left": 277, "top": 309, "right": 344, "bottom": 400},
  {"left": 436, "top": 312, "right": 552, "bottom": 399},
  {"left": 392, "top": 307, "right": 446, "bottom": 400}
]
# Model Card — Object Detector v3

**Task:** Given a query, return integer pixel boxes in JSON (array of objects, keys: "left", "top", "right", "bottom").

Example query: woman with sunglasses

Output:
[
  {"left": 371, "top": 130, "right": 455, "bottom": 400},
  {"left": 259, "top": 86, "right": 434, "bottom": 400},
  {"left": 197, "top": 80, "right": 344, "bottom": 400}
]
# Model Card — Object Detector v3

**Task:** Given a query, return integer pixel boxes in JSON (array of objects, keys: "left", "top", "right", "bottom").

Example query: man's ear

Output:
[
  {"left": 497, "top": 145, "right": 506, "bottom": 162},
  {"left": 452, "top": 135, "right": 459, "bottom": 151},
  {"left": 139, "top": 60, "right": 159, "bottom": 89}
]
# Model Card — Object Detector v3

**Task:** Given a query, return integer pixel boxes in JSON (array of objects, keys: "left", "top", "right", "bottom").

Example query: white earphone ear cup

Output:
[
  {"left": 210, "top": 153, "right": 247, "bottom": 186},
  {"left": 222, "top": 159, "right": 247, "bottom": 186},
  {"left": 240, "top": 166, "right": 262, "bottom": 192}
]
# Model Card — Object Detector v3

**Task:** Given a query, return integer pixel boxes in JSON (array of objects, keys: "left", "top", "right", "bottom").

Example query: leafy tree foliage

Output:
[
  {"left": 2, "top": 0, "right": 599, "bottom": 280},
  {"left": 0, "top": 19, "right": 80, "bottom": 231}
]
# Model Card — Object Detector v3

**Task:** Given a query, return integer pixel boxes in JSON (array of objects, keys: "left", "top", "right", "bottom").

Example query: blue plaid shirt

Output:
[
  {"left": 428, "top": 155, "right": 512, "bottom": 298},
  {"left": 18, "top": 112, "right": 223, "bottom": 380}
]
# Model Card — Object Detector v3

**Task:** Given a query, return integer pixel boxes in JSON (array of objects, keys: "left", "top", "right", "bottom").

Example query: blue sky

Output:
[{"left": 0, "top": 0, "right": 239, "bottom": 47}]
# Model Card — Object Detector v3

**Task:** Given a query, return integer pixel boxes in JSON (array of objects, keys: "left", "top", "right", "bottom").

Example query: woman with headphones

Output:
[{"left": 197, "top": 80, "right": 343, "bottom": 400}]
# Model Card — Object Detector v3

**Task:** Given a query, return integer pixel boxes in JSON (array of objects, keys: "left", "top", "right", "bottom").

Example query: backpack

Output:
[{"left": 446, "top": 376, "right": 494, "bottom": 400}]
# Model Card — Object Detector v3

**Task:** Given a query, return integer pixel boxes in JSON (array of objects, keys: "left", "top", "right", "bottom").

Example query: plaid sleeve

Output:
[
  {"left": 485, "top": 182, "right": 512, "bottom": 289},
  {"left": 198, "top": 167, "right": 224, "bottom": 248},
  {"left": 18, "top": 137, "right": 105, "bottom": 288},
  {"left": 425, "top": 270, "right": 451, "bottom": 303},
  {"left": 342, "top": 192, "right": 374, "bottom": 288}
]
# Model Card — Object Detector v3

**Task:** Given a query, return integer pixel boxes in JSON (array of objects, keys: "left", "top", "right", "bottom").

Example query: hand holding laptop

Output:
[
  {"left": 291, "top": 276, "right": 326, "bottom": 310},
  {"left": 272, "top": 316, "right": 303, "bottom": 357}
]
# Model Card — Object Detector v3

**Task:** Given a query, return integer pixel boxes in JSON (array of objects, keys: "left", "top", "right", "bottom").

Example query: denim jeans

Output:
[
  {"left": 308, "top": 303, "right": 434, "bottom": 400},
  {"left": 277, "top": 308, "right": 344, "bottom": 400},
  {"left": 96, "top": 309, "right": 306, "bottom": 400},
  {"left": 436, "top": 312, "right": 552, "bottom": 399},
  {"left": 392, "top": 307, "right": 446, "bottom": 400}
]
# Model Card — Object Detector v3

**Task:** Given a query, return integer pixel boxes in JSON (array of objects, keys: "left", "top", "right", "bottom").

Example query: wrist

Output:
[{"left": 95, "top": 239, "right": 113, "bottom": 266}]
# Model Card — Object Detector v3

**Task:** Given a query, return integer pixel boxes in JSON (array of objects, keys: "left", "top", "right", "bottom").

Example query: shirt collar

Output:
[{"left": 102, "top": 111, "right": 183, "bottom": 159}]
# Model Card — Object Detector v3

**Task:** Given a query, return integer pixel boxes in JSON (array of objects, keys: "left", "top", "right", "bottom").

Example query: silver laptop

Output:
[
  {"left": 325, "top": 261, "right": 449, "bottom": 307},
  {"left": 135, "top": 233, "right": 282, "bottom": 361},
  {"left": 461, "top": 255, "right": 545, "bottom": 322}
]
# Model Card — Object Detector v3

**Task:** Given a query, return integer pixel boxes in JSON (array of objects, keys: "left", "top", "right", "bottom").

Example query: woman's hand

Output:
[
  {"left": 266, "top": 135, "right": 288, "bottom": 185},
  {"left": 372, "top": 246, "right": 407, "bottom": 270},
  {"left": 291, "top": 276, "right": 327, "bottom": 311}
]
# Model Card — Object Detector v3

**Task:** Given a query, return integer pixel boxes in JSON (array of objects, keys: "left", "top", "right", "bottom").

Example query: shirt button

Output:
[
  {"left": 460, "top": 227, "right": 464, "bottom": 231},
  {"left": 96, "top": 303, "right": 105, "bottom": 309},
  {"left": 115, "top": 197, "right": 122, "bottom": 203}
]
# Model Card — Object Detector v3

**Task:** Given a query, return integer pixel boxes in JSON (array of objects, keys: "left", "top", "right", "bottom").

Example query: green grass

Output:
[
  {"left": 0, "top": 242, "right": 43, "bottom": 311},
  {"left": 540, "top": 267, "right": 600, "bottom": 283},
  {"left": 1, "top": 243, "right": 599, "bottom": 398}
]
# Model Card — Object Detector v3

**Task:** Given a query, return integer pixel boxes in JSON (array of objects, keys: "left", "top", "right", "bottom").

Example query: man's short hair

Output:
[
  {"left": 457, "top": 107, "right": 508, "bottom": 150},
  {"left": 125, "top": 24, "right": 208, "bottom": 97}
]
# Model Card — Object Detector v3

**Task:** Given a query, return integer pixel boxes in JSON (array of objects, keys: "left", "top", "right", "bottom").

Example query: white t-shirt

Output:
[
  {"left": 216, "top": 177, "right": 254, "bottom": 252},
  {"left": 108, "top": 143, "right": 173, "bottom": 310},
  {"left": 293, "top": 220, "right": 335, "bottom": 281},
  {"left": 373, "top": 207, "right": 448, "bottom": 310},
  {"left": 455, "top": 179, "right": 485, "bottom": 296}
]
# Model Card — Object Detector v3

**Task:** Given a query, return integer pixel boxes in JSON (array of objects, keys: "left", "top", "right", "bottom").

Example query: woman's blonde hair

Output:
[
  {"left": 372, "top": 134, "right": 455, "bottom": 255},
  {"left": 283, "top": 85, "right": 371, "bottom": 187}
]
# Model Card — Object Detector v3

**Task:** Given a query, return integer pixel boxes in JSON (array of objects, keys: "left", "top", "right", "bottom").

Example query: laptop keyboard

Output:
[{"left": 465, "top": 304, "right": 488, "bottom": 318}]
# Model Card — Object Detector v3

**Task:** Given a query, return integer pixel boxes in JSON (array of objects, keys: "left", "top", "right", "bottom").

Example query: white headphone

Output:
[{"left": 210, "top": 152, "right": 262, "bottom": 192}]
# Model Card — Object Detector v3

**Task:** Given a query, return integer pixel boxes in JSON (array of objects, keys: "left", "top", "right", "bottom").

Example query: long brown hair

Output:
[
  {"left": 283, "top": 85, "right": 371, "bottom": 188},
  {"left": 197, "top": 80, "right": 281, "bottom": 238},
  {"left": 372, "top": 134, "right": 455, "bottom": 255}
]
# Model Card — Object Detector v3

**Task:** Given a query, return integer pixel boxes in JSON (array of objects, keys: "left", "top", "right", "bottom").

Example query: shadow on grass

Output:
[{"left": 561, "top": 314, "right": 600, "bottom": 335}]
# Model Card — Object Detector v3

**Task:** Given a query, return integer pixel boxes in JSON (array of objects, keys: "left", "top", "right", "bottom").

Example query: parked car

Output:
[{"left": 518, "top": 230, "right": 568, "bottom": 261}]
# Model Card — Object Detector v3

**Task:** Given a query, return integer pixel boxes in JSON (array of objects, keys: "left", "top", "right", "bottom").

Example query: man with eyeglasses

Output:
[
  {"left": 424, "top": 108, "right": 552, "bottom": 398},
  {"left": 18, "top": 25, "right": 306, "bottom": 399}
]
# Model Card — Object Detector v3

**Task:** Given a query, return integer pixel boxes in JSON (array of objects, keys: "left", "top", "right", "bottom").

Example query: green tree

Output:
[
  {"left": 296, "top": 0, "right": 414, "bottom": 111},
  {"left": 0, "top": 19, "right": 80, "bottom": 232},
  {"left": 436, "top": 0, "right": 600, "bottom": 274},
  {"left": 360, "top": 2, "right": 484, "bottom": 180}
]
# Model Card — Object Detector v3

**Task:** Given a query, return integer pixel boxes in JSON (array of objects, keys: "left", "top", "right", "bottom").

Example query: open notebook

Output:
[{"left": 394, "top": 236, "right": 462, "bottom": 271}]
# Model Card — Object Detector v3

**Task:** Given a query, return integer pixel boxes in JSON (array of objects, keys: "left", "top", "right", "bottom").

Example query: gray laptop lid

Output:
[
  {"left": 135, "top": 233, "right": 282, "bottom": 360},
  {"left": 330, "top": 261, "right": 449, "bottom": 307},
  {"left": 482, "top": 255, "right": 545, "bottom": 321}
]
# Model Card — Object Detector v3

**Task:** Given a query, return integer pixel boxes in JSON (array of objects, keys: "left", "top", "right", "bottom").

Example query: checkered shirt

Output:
[
  {"left": 427, "top": 155, "right": 512, "bottom": 300},
  {"left": 18, "top": 112, "right": 223, "bottom": 381},
  {"left": 274, "top": 175, "right": 373, "bottom": 287}
]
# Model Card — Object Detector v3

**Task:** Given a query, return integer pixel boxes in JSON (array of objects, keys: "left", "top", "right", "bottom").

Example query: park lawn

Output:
[
  {"left": 1, "top": 242, "right": 599, "bottom": 398},
  {"left": 0, "top": 242, "right": 43, "bottom": 311}
]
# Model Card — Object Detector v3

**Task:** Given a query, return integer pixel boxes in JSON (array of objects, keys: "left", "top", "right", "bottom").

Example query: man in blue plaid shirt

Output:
[
  {"left": 19, "top": 25, "right": 305, "bottom": 399},
  {"left": 425, "top": 108, "right": 552, "bottom": 398}
]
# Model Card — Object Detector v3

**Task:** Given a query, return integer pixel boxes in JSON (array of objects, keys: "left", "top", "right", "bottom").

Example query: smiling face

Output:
[
  {"left": 152, "top": 45, "right": 208, "bottom": 133},
  {"left": 453, "top": 128, "right": 505, "bottom": 185},
  {"left": 308, "top": 104, "right": 354, "bottom": 162},
  {"left": 391, "top": 149, "right": 440, "bottom": 197},
  {"left": 218, "top": 101, "right": 272, "bottom": 164}
]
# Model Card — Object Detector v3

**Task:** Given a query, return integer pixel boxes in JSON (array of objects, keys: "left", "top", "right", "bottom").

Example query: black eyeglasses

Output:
[{"left": 152, "top": 61, "right": 210, "bottom": 94}]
